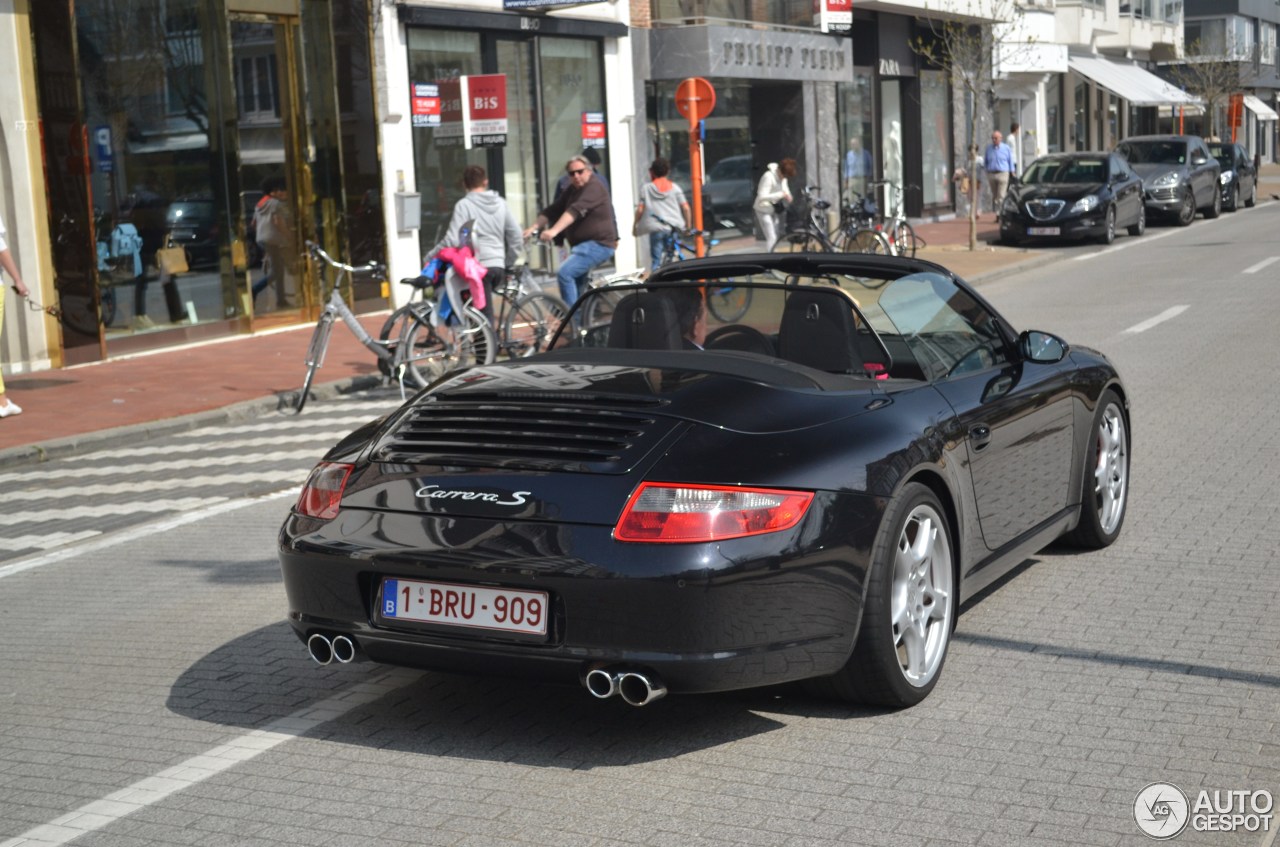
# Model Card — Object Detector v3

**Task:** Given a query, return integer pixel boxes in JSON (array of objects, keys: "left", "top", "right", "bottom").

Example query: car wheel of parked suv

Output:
[
  {"left": 1202, "top": 186, "right": 1222, "bottom": 219},
  {"left": 1176, "top": 191, "right": 1195, "bottom": 226}
]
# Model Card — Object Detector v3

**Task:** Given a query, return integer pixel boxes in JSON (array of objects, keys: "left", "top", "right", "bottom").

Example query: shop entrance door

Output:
[{"left": 230, "top": 15, "right": 309, "bottom": 328}]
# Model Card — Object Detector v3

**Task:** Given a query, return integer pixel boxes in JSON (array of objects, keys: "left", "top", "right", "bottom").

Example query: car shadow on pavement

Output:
[{"left": 166, "top": 623, "right": 890, "bottom": 766}]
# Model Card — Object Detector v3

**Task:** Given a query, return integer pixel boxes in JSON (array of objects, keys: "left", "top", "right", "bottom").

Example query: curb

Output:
[
  {"left": 965, "top": 249, "right": 1067, "bottom": 285},
  {"left": 0, "top": 374, "right": 384, "bottom": 471}
]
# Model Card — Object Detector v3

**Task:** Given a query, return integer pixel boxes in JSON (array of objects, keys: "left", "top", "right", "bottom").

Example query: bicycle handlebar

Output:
[{"left": 306, "top": 240, "right": 384, "bottom": 277}]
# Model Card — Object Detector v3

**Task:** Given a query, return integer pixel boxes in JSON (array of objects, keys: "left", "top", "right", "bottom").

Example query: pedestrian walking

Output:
[
  {"left": 754, "top": 158, "right": 795, "bottom": 250},
  {"left": 1007, "top": 122, "right": 1022, "bottom": 176},
  {"left": 633, "top": 157, "right": 691, "bottom": 270},
  {"left": 254, "top": 177, "right": 296, "bottom": 309},
  {"left": 524, "top": 155, "right": 618, "bottom": 307},
  {"left": 444, "top": 164, "right": 523, "bottom": 321},
  {"left": 1, "top": 211, "right": 30, "bottom": 418},
  {"left": 984, "top": 130, "right": 1015, "bottom": 220}
]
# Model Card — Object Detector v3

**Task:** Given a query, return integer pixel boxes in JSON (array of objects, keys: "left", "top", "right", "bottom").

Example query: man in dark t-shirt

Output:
[{"left": 524, "top": 155, "right": 618, "bottom": 307}]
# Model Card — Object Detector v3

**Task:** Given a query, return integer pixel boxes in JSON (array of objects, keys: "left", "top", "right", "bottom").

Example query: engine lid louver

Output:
[{"left": 372, "top": 392, "right": 673, "bottom": 474}]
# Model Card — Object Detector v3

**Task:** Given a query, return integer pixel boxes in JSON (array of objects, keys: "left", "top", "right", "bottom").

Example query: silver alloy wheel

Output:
[
  {"left": 1179, "top": 192, "right": 1195, "bottom": 224},
  {"left": 1105, "top": 206, "right": 1115, "bottom": 242},
  {"left": 1092, "top": 403, "right": 1129, "bottom": 535},
  {"left": 891, "top": 504, "right": 953, "bottom": 688}
]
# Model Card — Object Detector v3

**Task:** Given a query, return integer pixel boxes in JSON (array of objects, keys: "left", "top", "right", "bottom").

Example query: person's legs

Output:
[
  {"left": 556, "top": 241, "right": 614, "bottom": 307},
  {"left": 989, "top": 172, "right": 1009, "bottom": 218},
  {"left": 650, "top": 233, "right": 666, "bottom": 270},
  {"left": 479, "top": 266, "right": 502, "bottom": 323},
  {"left": 757, "top": 210, "right": 778, "bottom": 250}
]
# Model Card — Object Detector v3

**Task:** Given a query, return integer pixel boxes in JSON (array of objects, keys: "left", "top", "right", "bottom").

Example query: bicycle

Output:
[
  {"left": 870, "top": 181, "right": 926, "bottom": 258},
  {"left": 773, "top": 185, "right": 891, "bottom": 256},
  {"left": 650, "top": 217, "right": 752, "bottom": 323},
  {"left": 490, "top": 249, "right": 569, "bottom": 359},
  {"left": 294, "top": 241, "right": 495, "bottom": 413}
]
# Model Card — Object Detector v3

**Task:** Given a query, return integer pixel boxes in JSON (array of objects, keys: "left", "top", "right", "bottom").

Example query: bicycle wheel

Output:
[
  {"left": 396, "top": 303, "right": 480, "bottom": 388},
  {"left": 296, "top": 311, "right": 335, "bottom": 414},
  {"left": 706, "top": 286, "right": 752, "bottom": 324},
  {"left": 888, "top": 221, "right": 920, "bottom": 258},
  {"left": 850, "top": 229, "right": 892, "bottom": 255},
  {"left": 463, "top": 304, "right": 498, "bottom": 366},
  {"left": 771, "top": 231, "right": 824, "bottom": 254},
  {"left": 502, "top": 293, "right": 570, "bottom": 357},
  {"left": 581, "top": 284, "right": 626, "bottom": 333}
]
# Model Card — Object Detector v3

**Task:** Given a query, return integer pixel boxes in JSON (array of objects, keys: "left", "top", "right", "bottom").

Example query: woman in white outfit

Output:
[{"left": 753, "top": 158, "right": 796, "bottom": 249}]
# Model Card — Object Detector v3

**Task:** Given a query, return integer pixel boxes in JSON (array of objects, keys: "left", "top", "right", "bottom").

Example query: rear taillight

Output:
[
  {"left": 614, "top": 482, "right": 814, "bottom": 543},
  {"left": 296, "top": 462, "right": 353, "bottom": 520}
]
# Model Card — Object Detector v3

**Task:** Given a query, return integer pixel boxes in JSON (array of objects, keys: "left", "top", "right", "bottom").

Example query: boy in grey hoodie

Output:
[{"left": 444, "top": 165, "right": 524, "bottom": 319}]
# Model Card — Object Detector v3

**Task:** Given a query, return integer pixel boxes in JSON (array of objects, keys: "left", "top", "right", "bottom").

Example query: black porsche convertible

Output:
[{"left": 280, "top": 254, "right": 1130, "bottom": 708}]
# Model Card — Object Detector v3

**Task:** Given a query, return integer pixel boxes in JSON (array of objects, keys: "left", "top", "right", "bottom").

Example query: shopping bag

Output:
[{"left": 156, "top": 245, "right": 189, "bottom": 276}]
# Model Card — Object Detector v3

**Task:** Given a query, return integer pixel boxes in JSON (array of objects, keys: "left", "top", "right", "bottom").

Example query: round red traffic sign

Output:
[{"left": 675, "top": 77, "right": 716, "bottom": 122}]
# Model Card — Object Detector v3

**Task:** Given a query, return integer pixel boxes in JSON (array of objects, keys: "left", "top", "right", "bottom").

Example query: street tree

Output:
[
  {"left": 1166, "top": 37, "right": 1258, "bottom": 141},
  {"left": 911, "top": 0, "right": 1036, "bottom": 250}
]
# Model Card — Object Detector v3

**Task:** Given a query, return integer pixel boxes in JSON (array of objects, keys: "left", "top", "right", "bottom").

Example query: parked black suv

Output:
[
  {"left": 1207, "top": 141, "right": 1258, "bottom": 211},
  {"left": 1115, "top": 134, "right": 1221, "bottom": 226}
]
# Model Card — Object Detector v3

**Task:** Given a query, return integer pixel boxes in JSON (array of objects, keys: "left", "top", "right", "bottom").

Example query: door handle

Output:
[{"left": 969, "top": 424, "right": 992, "bottom": 451}]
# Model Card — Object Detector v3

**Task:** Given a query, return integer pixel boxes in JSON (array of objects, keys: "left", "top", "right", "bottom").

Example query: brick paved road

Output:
[{"left": 1, "top": 205, "right": 1277, "bottom": 846}]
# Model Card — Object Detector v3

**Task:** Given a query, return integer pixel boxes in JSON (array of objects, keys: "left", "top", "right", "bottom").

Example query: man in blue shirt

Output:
[{"left": 983, "top": 130, "right": 1015, "bottom": 220}]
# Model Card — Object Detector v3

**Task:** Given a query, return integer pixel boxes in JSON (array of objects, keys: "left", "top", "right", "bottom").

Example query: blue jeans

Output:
[
  {"left": 557, "top": 240, "right": 615, "bottom": 307},
  {"left": 649, "top": 232, "right": 671, "bottom": 270}
]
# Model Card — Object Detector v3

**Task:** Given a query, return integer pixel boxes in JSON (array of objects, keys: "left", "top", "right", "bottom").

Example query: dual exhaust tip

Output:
[
  {"left": 307, "top": 636, "right": 664, "bottom": 706},
  {"left": 307, "top": 632, "right": 358, "bottom": 665},
  {"left": 585, "top": 666, "right": 667, "bottom": 707}
]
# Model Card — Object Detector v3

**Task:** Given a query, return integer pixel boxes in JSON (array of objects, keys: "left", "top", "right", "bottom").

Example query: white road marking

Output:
[
  {"left": 0, "top": 491, "right": 292, "bottom": 581},
  {"left": 169, "top": 408, "right": 392, "bottom": 439},
  {"left": 0, "top": 531, "right": 102, "bottom": 552},
  {"left": 0, "top": 471, "right": 302, "bottom": 504},
  {"left": 1242, "top": 256, "right": 1279, "bottom": 275},
  {"left": 0, "top": 449, "right": 325, "bottom": 484},
  {"left": 0, "top": 667, "right": 420, "bottom": 847},
  {"left": 1072, "top": 225, "right": 1183, "bottom": 261},
  {"left": 0, "top": 497, "right": 228, "bottom": 527},
  {"left": 1123, "top": 305, "right": 1189, "bottom": 334}
]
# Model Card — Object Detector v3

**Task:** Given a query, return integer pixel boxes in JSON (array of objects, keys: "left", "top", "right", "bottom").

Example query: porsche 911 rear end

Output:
[{"left": 279, "top": 374, "right": 884, "bottom": 704}]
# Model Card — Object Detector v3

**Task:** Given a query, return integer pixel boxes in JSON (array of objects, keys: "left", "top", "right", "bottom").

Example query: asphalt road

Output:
[{"left": 2, "top": 204, "right": 1278, "bottom": 847}]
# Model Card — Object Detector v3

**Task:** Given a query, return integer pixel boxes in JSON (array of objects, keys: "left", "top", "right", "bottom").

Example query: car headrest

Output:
[
  {"left": 777, "top": 289, "right": 863, "bottom": 374},
  {"left": 608, "top": 292, "right": 684, "bottom": 351}
]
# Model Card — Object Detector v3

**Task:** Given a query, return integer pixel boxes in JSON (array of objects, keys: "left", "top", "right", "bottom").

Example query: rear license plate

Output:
[
  {"left": 380, "top": 579, "right": 549, "bottom": 637},
  {"left": 1027, "top": 226, "right": 1060, "bottom": 236}
]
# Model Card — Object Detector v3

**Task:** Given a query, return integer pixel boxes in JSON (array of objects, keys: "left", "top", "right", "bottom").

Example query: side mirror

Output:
[
  {"left": 1020, "top": 330, "right": 1068, "bottom": 363},
  {"left": 1191, "top": 155, "right": 1209, "bottom": 166}
]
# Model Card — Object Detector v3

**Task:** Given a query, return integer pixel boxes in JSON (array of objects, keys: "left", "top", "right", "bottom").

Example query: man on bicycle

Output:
[{"left": 524, "top": 155, "right": 618, "bottom": 307}]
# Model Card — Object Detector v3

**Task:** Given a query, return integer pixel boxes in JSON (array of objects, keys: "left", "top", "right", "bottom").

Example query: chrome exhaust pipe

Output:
[
  {"left": 306, "top": 633, "right": 334, "bottom": 665},
  {"left": 331, "top": 635, "right": 357, "bottom": 664},
  {"left": 618, "top": 671, "right": 667, "bottom": 707},
  {"left": 585, "top": 667, "right": 619, "bottom": 699}
]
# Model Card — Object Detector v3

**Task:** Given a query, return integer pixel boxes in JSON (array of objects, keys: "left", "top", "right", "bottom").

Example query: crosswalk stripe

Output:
[
  {"left": 0, "top": 471, "right": 305, "bottom": 504},
  {"left": 169, "top": 409, "right": 394, "bottom": 439},
  {"left": 0, "top": 497, "right": 229, "bottom": 527},
  {"left": 0, "top": 530, "right": 103, "bottom": 552},
  {"left": 0, "top": 450, "right": 328, "bottom": 485}
]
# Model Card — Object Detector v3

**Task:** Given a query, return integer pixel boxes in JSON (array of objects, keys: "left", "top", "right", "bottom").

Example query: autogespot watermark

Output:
[{"left": 1134, "top": 782, "right": 1274, "bottom": 840}]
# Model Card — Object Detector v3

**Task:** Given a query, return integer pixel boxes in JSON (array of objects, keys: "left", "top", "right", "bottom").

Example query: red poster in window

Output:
[
  {"left": 581, "top": 111, "right": 606, "bottom": 148},
  {"left": 464, "top": 74, "right": 507, "bottom": 147}
]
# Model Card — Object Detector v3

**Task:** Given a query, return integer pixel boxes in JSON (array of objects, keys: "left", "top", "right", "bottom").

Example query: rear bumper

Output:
[{"left": 279, "top": 493, "right": 883, "bottom": 694}]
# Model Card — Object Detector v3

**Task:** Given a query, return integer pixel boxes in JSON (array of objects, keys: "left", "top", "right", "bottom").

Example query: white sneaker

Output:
[{"left": 0, "top": 400, "right": 22, "bottom": 418}]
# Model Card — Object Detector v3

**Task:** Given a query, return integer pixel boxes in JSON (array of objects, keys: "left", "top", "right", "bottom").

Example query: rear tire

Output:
[
  {"left": 1126, "top": 204, "right": 1146, "bottom": 237},
  {"left": 706, "top": 286, "right": 752, "bottom": 323},
  {"left": 1202, "top": 185, "right": 1222, "bottom": 219},
  {"left": 1062, "top": 389, "right": 1129, "bottom": 549},
  {"left": 809, "top": 482, "right": 955, "bottom": 707},
  {"left": 771, "top": 231, "right": 822, "bottom": 254},
  {"left": 1175, "top": 191, "right": 1195, "bottom": 226},
  {"left": 1245, "top": 181, "right": 1257, "bottom": 208},
  {"left": 850, "top": 229, "right": 891, "bottom": 255}
]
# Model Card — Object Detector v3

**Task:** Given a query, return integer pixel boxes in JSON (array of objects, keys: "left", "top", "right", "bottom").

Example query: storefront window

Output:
[
  {"left": 74, "top": 0, "right": 233, "bottom": 339},
  {"left": 406, "top": 30, "right": 606, "bottom": 260},
  {"left": 1073, "top": 79, "right": 1087, "bottom": 151},
  {"left": 919, "top": 71, "right": 951, "bottom": 208},
  {"left": 838, "top": 70, "right": 875, "bottom": 204},
  {"left": 880, "top": 80, "right": 904, "bottom": 216},
  {"left": 1046, "top": 79, "right": 1062, "bottom": 153}
]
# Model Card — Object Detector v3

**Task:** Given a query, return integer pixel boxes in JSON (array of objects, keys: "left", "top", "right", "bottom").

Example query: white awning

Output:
[
  {"left": 1243, "top": 95, "right": 1279, "bottom": 121},
  {"left": 1068, "top": 55, "right": 1199, "bottom": 107}
]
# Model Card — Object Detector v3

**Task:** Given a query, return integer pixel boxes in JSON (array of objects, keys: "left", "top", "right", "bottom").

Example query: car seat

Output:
[{"left": 778, "top": 288, "right": 864, "bottom": 374}]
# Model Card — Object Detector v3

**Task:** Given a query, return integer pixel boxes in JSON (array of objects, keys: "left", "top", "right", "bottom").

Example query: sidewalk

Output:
[{"left": 2, "top": 219, "right": 1058, "bottom": 467}]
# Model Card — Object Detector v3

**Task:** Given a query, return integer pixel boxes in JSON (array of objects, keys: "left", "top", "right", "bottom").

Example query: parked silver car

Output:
[{"left": 1115, "top": 134, "right": 1221, "bottom": 226}]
